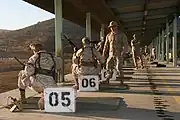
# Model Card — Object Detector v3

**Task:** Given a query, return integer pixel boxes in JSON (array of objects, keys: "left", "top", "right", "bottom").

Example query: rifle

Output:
[
  {"left": 63, "top": 33, "right": 100, "bottom": 50},
  {"left": 14, "top": 57, "right": 25, "bottom": 69},
  {"left": 63, "top": 34, "right": 78, "bottom": 49}
]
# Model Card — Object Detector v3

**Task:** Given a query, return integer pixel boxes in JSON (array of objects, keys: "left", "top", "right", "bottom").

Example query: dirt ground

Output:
[{"left": 0, "top": 71, "right": 19, "bottom": 93}]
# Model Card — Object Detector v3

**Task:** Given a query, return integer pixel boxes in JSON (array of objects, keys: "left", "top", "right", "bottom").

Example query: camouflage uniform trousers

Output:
[
  {"left": 71, "top": 64, "right": 79, "bottom": 80},
  {"left": 151, "top": 54, "right": 156, "bottom": 61},
  {"left": 78, "top": 65, "right": 101, "bottom": 75},
  {"left": 72, "top": 62, "right": 101, "bottom": 77},
  {"left": 146, "top": 54, "right": 150, "bottom": 61},
  {"left": 18, "top": 70, "right": 57, "bottom": 93},
  {"left": 71, "top": 64, "right": 79, "bottom": 86},
  {"left": 105, "top": 55, "right": 124, "bottom": 80},
  {"left": 132, "top": 50, "right": 144, "bottom": 68}
]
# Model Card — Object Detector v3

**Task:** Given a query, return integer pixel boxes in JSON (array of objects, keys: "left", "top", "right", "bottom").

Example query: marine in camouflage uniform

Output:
[
  {"left": 71, "top": 47, "right": 79, "bottom": 89},
  {"left": 18, "top": 43, "right": 57, "bottom": 109},
  {"left": 72, "top": 37, "right": 105, "bottom": 89},
  {"left": 102, "top": 21, "right": 130, "bottom": 84},
  {"left": 151, "top": 47, "right": 156, "bottom": 61},
  {"left": 144, "top": 45, "right": 150, "bottom": 61},
  {"left": 96, "top": 36, "right": 105, "bottom": 54},
  {"left": 131, "top": 34, "right": 144, "bottom": 69}
]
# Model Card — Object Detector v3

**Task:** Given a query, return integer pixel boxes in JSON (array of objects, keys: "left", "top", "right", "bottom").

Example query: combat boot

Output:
[
  {"left": 38, "top": 97, "right": 44, "bottom": 110},
  {"left": 73, "top": 79, "right": 79, "bottom": 90},
  {"left": 141, "top": 65, "right": 144, "bottom": 69},
  {"left": 100, "top": 78, "right": 110, "bottom": 85},
  {"left": 19, "top": 88, "right": 26, "bottom": 104}
]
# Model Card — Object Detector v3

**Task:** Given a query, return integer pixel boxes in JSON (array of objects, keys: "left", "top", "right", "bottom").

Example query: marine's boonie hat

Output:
[{"left": 108, "top": 21, "right": 118, "bottom": 28}]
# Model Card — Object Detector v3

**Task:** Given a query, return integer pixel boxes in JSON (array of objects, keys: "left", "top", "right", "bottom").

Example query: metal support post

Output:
[
  {"left": 173, "top": 14, "right": 177, "bottom": 66},
  {"left": 161, "top": 30, "right": 165, "bottom": 61},
  {"left": 86, "top": 12, "right": 91, "bottom": 40},
  {"left": 54, "top": 0, "right": 64, "bottom": 82},
  {"left": 166, "top": 18, "right": 170, "bottom": 64}
]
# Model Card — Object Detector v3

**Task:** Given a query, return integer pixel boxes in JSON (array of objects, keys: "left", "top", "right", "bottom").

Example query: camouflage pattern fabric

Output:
[
  {"left": 131, "top": 39, "right": 144, "bottom": 68},
  {"left": 103, "top": 32, "right": 129, "bottom": 79},
  {"left": 151, "top": 47, "right": 156, "bottom": 61},
  {"left": 75, "top": 45, "right": 104, "bottom": 75},
  {"left": 18, "top": 50, "right": 56, "bottom": 93},
  {"left": 71, "top": 53, "right": 79, "bottom": 80}
]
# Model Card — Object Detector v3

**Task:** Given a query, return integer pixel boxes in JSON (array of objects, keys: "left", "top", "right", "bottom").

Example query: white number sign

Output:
[
  {"left": 79, "top": 75, "right": 99, "bottom": 92},
  {"left": 101, "top": 68, "right": 117, "bottom": 81},
  {"left": 44, "top": 87, "right": 75, "bottom": 112}
]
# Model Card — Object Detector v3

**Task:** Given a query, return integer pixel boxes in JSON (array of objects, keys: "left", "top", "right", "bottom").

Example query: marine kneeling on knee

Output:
[
  {"left": 71, "top": 37, "right": 105, "bottom": 90},
  {"left": 17, "top": 43, "right": 57, "bottom": 111}
]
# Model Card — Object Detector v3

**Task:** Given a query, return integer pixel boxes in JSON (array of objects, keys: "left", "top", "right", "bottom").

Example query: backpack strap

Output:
[
  {"left": 49, "top": 53, "right": 56, "bottom": 71},
  {"left": 34, "top": 51, "right": 56, "bottom": 77}
]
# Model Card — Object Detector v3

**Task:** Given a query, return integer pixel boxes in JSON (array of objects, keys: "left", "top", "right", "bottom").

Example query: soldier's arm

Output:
[
  {"left": 131, "top": 39, "right": 134, "bottom": 47},
  {"left": 72, "top": 53, "right": 79, "bottom": 64},
  {"left": 74, "top": 48, "right": 83, "bottom": 63},
  {"left": 24, "top": 55, "right": 37, "bottom": 76},
  {"left": 96, "top": 41, "right": 103, "bottom": 51},
  {"left": 76, "top": 48, "right": 83, "bottom": 58},
  {"left": 93, "top": 48, "right": 105, "bottom": 64},
  {"left": 27, "top": 55, "right": 37, "bottom": 65},
  {"left": 102, "top": 35, "right": 109, "bottom": 57},
  {"left": 122, "top": 33, "right": 131, "bottom": 53},
  {"left": 24, "top": 63, "right": 35, "bottom": 76}
]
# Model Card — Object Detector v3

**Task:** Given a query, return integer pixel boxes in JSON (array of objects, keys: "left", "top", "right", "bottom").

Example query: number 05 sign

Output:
[
  {"left": 79, "top": 75, "right": 99, "bottom": 92},
  {"left": 44, "top": 88, "right": 75, "bottom": 112}
]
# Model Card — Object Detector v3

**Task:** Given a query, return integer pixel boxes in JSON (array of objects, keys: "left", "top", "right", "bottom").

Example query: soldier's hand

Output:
[{"left": 73, "top": 47, "right": 78, "bottom": 53}]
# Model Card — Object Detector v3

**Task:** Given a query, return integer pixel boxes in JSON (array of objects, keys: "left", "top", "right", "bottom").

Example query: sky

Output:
[{"left": 0, "top": 0, "right": 55, "bottom": 30}]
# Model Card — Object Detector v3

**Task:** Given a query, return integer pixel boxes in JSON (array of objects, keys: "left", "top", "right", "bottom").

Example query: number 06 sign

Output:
[
  {"left": 79, "top": 75, "right": 99, "bottom": 91},
  {"left": 44, "top": 88, "right": 75, "bottom": 112}
]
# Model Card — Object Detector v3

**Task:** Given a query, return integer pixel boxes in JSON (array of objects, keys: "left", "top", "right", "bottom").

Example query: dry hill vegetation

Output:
[{"left": 0, "top": 18, "right": 99, "bottom": 57}]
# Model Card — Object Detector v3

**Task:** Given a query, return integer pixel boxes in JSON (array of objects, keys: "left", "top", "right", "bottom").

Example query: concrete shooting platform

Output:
[{"left": 0, "top": 63, "right": 180, "bottom": 120}]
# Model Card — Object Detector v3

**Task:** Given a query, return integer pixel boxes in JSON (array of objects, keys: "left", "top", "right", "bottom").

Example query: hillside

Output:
[
  {"left": 0, "top": 18, "right": 99, "bottom": 58},
  {"left": 0, "top": 29, "right": 10, "bottom": 33},
  {"left": 0, "top": 19, "right": 99, "bottom": 74}
]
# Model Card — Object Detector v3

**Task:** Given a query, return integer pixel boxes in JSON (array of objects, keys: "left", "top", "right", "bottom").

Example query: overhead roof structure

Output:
[
  {"left": 24, "top": 0, "right": 180, "bottom": 45},
  {"left": 23, "top": 0, "right": 119, "bottom": 31},
  {"left": 105, "top": 0, "right": 180, "bottom": 45}
]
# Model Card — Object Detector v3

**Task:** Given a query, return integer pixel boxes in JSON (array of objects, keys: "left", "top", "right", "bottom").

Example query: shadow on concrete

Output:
[
  {"left": 127, "top": 83, "right": 180, "bottom": 88},
  {"left": 20, "top": 97, "right": 180, "bottom": 120},
  {"left": 99, "top": 88, "right": 180, "bottom": 96},
  {"left": 22, "top": 97, "right": 122, "bottom": 111},
  {"left": 127, "top": 79, "right": 180, "bottom": 83},
  {"left": 134, "top": 74, "right": 180, "bottom": 76}
]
